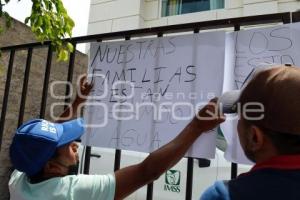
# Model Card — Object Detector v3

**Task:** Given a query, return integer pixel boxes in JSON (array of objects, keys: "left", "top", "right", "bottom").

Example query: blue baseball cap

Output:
[{"left": 10, "top": 118, "right": 85, "bottom": 176}]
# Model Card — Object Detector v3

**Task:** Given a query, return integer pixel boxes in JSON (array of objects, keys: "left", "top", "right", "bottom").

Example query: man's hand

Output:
[
  {"left": 56, "top": 74, "right": 93, "bottom": 122},
  {"left": 114, "top": 98, "right": 226, "bottom": 200},
  {"left": 75, "top": 74, "right": 93, "bottom": 103},
  {"left": 190, "top": 98, "right": 225, "bottom": 134}
]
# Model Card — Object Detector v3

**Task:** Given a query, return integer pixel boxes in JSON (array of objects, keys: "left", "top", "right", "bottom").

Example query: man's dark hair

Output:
[
  {"left": 261, "top": 128, "right": 300, "bottom": 155},
  {"left": 238, "top": 66, "right": 300, "bottom": 155},
  {"left": 243, "top": 119, "right": 300, "bottom": 155}
]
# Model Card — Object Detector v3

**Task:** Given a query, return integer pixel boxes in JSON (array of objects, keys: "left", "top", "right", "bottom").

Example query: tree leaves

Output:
[
  {"left": 25, "top": 0, "right": 75, "bottom": 61},
  {"left": 0, "top": 0, "right": 74, "bottom": 76}
]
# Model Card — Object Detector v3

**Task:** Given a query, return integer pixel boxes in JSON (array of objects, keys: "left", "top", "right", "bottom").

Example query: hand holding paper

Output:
[{"left": 190, "top": 98, "right": 226, "bottom": 134}]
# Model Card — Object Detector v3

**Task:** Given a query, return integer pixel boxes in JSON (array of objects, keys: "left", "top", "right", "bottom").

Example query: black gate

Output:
[{"left": 1, "top": 11, "right": 299, "bottom": 200}]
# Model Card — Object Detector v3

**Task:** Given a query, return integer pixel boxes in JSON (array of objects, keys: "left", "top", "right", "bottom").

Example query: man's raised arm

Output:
[{"left": 114, "top": 98, "right": 225, "bottom": 200}]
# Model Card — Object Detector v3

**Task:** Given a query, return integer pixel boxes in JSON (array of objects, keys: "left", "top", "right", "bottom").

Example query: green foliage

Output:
[
  {"left": 0, "top": 8, "right": 12, "bottom": 34},
  {"left": 23, "top": 0, "right": 74, "bottom": 61},
  {"left": 25, "top": 0, "right": 75, "bottom": 61}
]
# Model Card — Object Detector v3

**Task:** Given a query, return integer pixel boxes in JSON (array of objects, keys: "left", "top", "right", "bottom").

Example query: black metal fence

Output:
[{"left": 1, "top": 11, "right": 300, "bottom": 200}]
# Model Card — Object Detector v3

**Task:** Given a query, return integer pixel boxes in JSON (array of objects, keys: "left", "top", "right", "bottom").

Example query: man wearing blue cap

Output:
[
  {"left": 9, "top": 75, "right": 225, "bottom": 200},
  {"left": 200, "top": 65, "right": 300, "bottom": 200}
]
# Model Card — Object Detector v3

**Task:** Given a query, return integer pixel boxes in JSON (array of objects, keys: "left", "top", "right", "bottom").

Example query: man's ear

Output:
[{"left": 248, "top": 125, "right": 265, "bottom": 151}]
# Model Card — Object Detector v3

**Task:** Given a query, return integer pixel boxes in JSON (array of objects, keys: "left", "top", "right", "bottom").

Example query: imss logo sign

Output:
[{"left": 164, "top": 170, "right": 181, "bottom": 193}]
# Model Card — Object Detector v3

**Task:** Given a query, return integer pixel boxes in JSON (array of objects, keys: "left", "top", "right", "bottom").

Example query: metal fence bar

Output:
[
  {"left": 0, "top": 10, "right": 297, "bottom": 199},
  {"left": 186, "top": 158, "right": 194, "bottom": 200},
  {"left": 230, "top": 23, "right": 241, "bottom": 180},
  {"left": 292, "top": 11, "right": 300, "bottom": 22},
  {"left": 65, "top": 43, "right": 77, "bottom": 107},
  {"left": 83, "top": 146, "right": 91, "bottom": 174},
  {"left": 145, "top": 31, "right": 164, "bottom": 200},
  {"left": 146, "top": 182, "right": 153, "bottom": 200},
  {"left": 0, "top": 13, "right": 293, "bottom": 52},
  {"left": 185, "top": 27, "right": 201, "bottom": 200},
  {"left": 0, "top": 50, "right": 15, "bottom": 151},
  {"left": 17, "top": 48, "right": 33, "bottom": 127},
  {"left": 231, "top": 163, "right": 238, "bottom": 179},
  {"left": 62, "top": 43, "right": 81, "bottom": 174},
  {"left": 39, "top": 45, "right": 53, "bottom": 118},
  {"left": 114, "top": 150, "right": 121, "bottom": 171}
]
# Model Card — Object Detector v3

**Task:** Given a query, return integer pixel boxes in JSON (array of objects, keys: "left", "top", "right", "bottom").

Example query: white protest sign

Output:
[
  {"left": 222, "top": 22, "right": 300, "bottom": 164},
  {"left": 82, "top": 31, "right": 226, "bottom": 158}
]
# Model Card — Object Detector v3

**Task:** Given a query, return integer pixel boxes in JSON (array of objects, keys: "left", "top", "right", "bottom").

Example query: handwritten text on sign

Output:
[
  {"left": 82, "top": 32, "right": 225, "bottom": 158},
  {"left": 221, "top": 22, "right": 300, "bottom": 164},
  {"left": 233, "top": 24, "right": 300, "bottom": 89}
]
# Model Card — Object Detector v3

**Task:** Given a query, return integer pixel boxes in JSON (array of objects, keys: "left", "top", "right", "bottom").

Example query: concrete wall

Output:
[
  {"left": 88, "top": 0, "right": 145, "bottom": 34},
  {"left": 0, "top": 18, "right": 88, "bottom": 200},
  {"left": 88, "top": 0, "right": 300, "bottom": 34}
]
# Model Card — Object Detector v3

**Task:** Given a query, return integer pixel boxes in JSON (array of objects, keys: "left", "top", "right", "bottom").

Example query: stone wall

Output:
[{"left": 0, "top": 18, "right": 88, "bottom": 200}]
